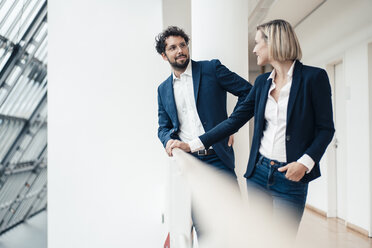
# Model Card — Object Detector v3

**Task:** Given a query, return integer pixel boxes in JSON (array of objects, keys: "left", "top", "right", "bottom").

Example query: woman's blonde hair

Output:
[{"left": 257, "top": 19, "right": 302, "bottom": 61}]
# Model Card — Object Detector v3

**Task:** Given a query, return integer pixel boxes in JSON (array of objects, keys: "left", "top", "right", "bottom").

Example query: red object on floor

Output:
[{"left": 164, "top": 232, "right": 170, "bottom": 248}]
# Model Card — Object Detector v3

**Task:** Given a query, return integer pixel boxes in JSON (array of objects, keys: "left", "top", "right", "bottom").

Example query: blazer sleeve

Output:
[
  {"left": 157, "top": 88, "right": 176, "bottom": 148},
  {"left": 199, "top": 80, "right": 258, "bottom": 148},
  {"left": 304, "top": 69, "right": 335, "bottom": 163},
  {"left": 213, "top": 59, "right": 252, "bottom": 110}
]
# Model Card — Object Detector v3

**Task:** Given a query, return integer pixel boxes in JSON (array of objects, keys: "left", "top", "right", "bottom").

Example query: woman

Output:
[{"left": 171, "top": 19, "right": 334, "bottom": 232}]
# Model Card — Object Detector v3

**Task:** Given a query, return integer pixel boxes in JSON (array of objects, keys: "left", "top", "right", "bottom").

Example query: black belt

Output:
[{"left": 192, "top": 148, "right": 215, "bottom": 156}]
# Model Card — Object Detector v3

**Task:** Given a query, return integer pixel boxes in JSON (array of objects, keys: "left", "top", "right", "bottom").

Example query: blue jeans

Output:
[
  {"left": 246, "top": 155, "right": 308, "bottom": 234},
  {"left": 192, "top": 153, "right": 236, "bottom": 177}
]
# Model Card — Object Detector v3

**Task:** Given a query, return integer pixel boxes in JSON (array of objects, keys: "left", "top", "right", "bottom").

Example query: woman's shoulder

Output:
[
  {"left": 300, "top": 63, "right": 326, "bottom": 77},
  {"left": 299, "top": 62, "right": 329, "bottom": 87}
]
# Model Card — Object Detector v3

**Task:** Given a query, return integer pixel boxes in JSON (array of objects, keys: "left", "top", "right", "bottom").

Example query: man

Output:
[
  {"left": 156, "top": 26, "right": 252, "bottom": 175},
  {"left": 156, "top": 26, "right": 252, "bottom": 237}
]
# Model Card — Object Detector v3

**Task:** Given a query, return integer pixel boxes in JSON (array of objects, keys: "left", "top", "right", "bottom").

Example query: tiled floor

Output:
[{"left": 296, "top": 209, "right": 372, "bottom": 248}]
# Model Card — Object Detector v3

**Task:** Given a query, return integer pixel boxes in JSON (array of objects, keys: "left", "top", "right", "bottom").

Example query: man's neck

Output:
[{"left": 173, "top": 68, "right": 186, "bottom": 79}]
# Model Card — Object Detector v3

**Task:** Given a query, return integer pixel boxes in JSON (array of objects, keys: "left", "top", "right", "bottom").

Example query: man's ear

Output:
[{"left": 161, "top": 53, "right": 168, "bottom": 61}]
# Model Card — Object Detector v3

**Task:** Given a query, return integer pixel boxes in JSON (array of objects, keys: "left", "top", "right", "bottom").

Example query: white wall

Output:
[
  {"left": 49, "top": 1, "right": 170, "bottom": 247},
  {"left": 295, "top": 0, "right": 372, "bottom": 232},
  {"left": 344, "top": 44, "right": 370, "bottom": 231}
]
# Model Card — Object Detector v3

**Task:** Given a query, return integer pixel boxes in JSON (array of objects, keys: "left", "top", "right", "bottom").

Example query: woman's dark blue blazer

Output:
[{"left": 199, "top": 60, "right": 335, "bottom": 183}]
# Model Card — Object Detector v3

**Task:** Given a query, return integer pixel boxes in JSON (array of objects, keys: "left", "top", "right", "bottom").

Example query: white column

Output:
[
  {"left": 49, "top": 1, "right": 167, "bottom": 247},
  {"left": 191, "top": 0, "right": 250, "bottom": 190},
  {"left": 368, "top": 42, "right": 372, "bottom": 237}
]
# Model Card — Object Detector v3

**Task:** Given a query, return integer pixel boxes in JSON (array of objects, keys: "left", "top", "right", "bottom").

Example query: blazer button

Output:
[
  {"left": 203, "top": 122, "right": 207, "bottom": 125},
  {"left": 286, "top": 135, "right": 291, "bottom": 141}
]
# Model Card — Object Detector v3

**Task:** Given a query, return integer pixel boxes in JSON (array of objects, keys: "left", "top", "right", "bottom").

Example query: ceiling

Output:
[{"left": 248, "top": 0, "right": 326, "bottom": 74}]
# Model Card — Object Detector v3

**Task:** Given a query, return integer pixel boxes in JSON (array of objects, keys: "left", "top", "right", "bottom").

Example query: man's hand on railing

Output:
[
  {"left": 165, "top": 139, "right": 176, "bottom": 156},
  {"left": 170, "top": 140, "right": 191, "bottom": 155}
]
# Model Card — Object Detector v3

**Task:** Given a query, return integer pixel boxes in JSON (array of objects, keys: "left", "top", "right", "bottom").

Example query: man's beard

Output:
[{"left": 169, "top": 56, "right": 190, "bottom": 70}]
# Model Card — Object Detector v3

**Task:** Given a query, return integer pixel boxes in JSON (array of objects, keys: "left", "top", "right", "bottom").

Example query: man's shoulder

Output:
[
  {"left": 192, "top": 59, "right": 222, "bottom": 73},
  {"left": 193, "top": 59, "right": 221, "bottom": 66},
  {"left": 158, "top": 74, "right": 172, "bottom": 92}
]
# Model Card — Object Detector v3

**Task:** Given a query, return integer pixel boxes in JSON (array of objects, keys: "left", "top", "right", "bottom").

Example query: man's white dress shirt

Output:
[{"left": 172, "top": 62, "right": 206, "bottom": 144}]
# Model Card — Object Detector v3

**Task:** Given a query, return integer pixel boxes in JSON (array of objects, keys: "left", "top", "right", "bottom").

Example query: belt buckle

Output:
[{"left": 197, "top": 149, "right": 207, "bottom": 156}]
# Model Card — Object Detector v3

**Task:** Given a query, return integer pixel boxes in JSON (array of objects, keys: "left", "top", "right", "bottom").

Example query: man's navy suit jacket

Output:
[
  {"left": 157, "top": 59, "right": 252, "bottom": 171},
  {"left": 199, "top": 60, "right": 335, "bottom": 183}
]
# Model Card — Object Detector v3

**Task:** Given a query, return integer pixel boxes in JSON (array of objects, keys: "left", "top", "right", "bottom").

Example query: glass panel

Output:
[{"left": 0, "top": 0, "right": 47, "bottom": 235}]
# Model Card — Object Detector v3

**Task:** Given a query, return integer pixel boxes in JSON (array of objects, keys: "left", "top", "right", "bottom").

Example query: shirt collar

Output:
[
  {"left": 172, "top": 60, "right": 192, "bottom": 83},
  {"left": 267, "top": 60, "right": 296, "bottom": 81}
]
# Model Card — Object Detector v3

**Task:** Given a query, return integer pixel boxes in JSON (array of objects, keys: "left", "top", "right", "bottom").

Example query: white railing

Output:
[
  {"left": 164, "top": 149, "right": 251, "bottom": 248},
  {"left": 164, "top": 149, "right": 193, "bottom": 248},
  {"left": 163, "top": 148, "right": 300, "bottom": 248}
]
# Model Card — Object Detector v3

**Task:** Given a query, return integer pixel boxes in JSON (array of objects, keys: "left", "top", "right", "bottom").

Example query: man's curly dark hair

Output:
[{"left": 155, "top": 26, "right": 190, "bottom": 55}]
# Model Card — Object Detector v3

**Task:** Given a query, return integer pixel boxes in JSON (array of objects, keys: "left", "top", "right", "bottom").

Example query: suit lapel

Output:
[
  {"left": 164, "top": 75, "right": 179, "bottom": 126},
  {"left": 257, "top": 77, "right": 272, "bottom": 132},
  {"left": 287, "top": 60, "right": 302, "bottom": 123},
  {"left": 191, "top": 60, "right": 201, "bottom": 103}
]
